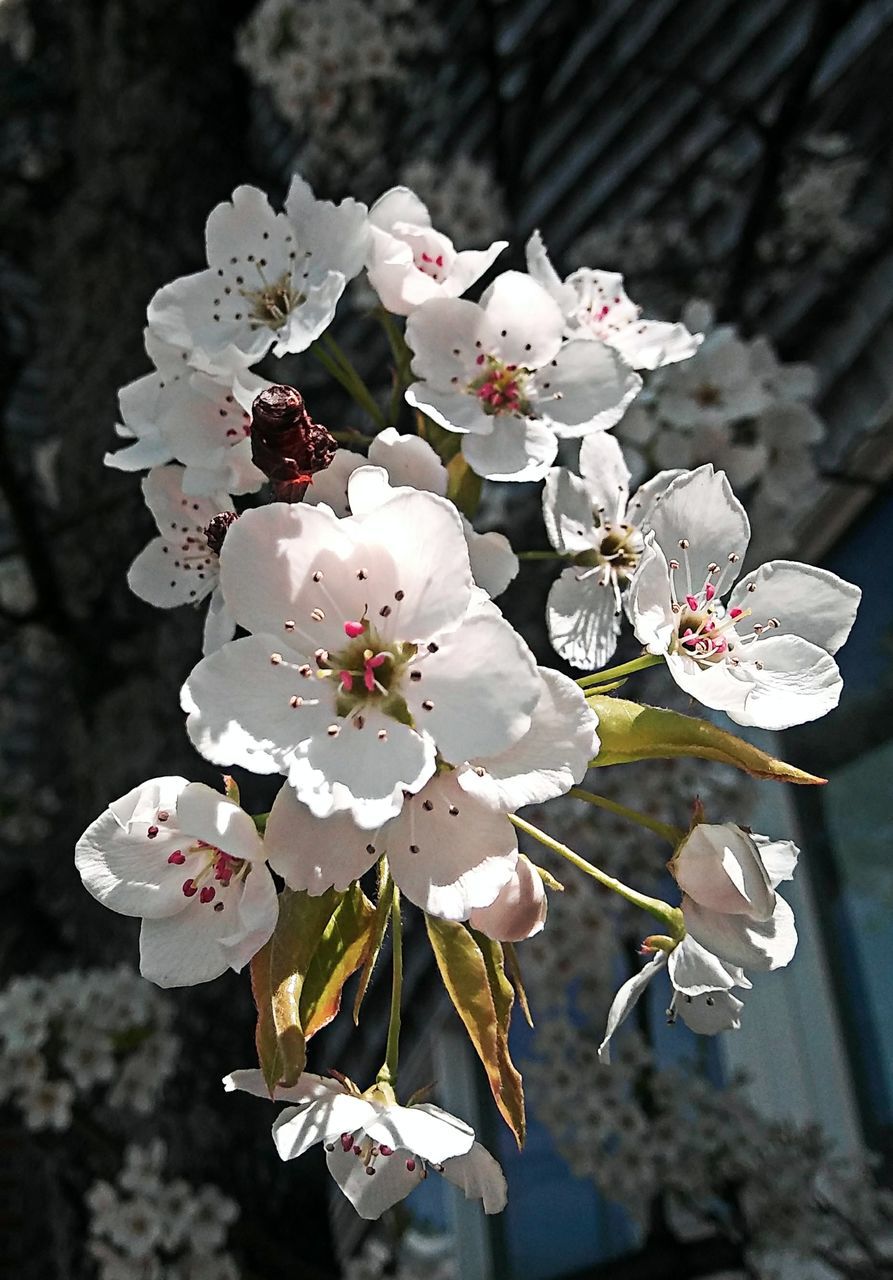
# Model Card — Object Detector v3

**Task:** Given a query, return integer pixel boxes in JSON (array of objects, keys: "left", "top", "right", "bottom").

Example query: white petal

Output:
[
  {"left": 461, "top": 415, "right": 558, "bottom": 482},
  {"left": 386, "top": 771, "right": 518, "bottom": 919},
  {"left": 405, "top": 297, "right": 487, "bottom": 386},
  {"left": 128, "top": 538, "right": 215, "bottom": 609},
  {"left": 542, "top": 468, "right": 598, "bottom": 554},
  {"left": 223, "top": 1068, "right": 340, "bottom": 1103},
  {"left": 676, "top": 989, "right": 744, "bottom": 1035},
  {"left": 369, "top": 185, "right": 432, "bottom": 232},
  {"left": 611, "top": 318, "right": 702, "bottom": 371},
  {"left": 202, "top": 589, "right": 237, "bottom": 655},
  {"left": 273, "top": 1095, "right": 379, "bottom": 1160},
  {"left": 264, "top": 784, "right": 378, "bottom": 893},
  {"left": 723, "top": 634, "right": 844, "bottom": 730},
  {"left": 532, "top": 341, "right": 642, "bottom": 435},
  {"left": 141, "top": 464, "right": 233, "bottom": 535},
  {"left": 547, "top": 566, "right": 622, "bottom": 670},
  {"left": 461, "top": 668, "right": 598, "bottom": 810},
  {"left": 75, "top": 779, "right": 191, "bottom": 919},
  {"left": 364, "top": 1102, "right": 475, "bottom": 1163},
  {"left": 643, "top": 465, "right": 750, "bottom": 600},
  {"left": 668, "top": 934, "right": 741, "bottom": 996},
  {"left": 683, "top": 894, "right": 797, "bottom": 972},
  {"left": 406, "top": 383, "right": 495, "bottom": 436},
  {"left": 577, "top": 433, "right": 631, "bottom": 523},
  {"left": 626, "top": 468, "right": 686, "bottom": 529},
  {"left": 524, "top": 230, "right": 572, "bottom": 300},
  {"left": 105, "top": 435, "right": 174, "bottom": 472},
  {"left": 402, "top": 607, "right": 540, "bottom": 762},
  {"left": 368, "top": 428, "right": 447, "bottom": 495},
  {"left": 599, "top": 952, "right": 667, "bottom": 1063},
  {"left": 479, "top": 271, "right": 564, "bottom": 368},
  {"left": 673, "top": 824, "right": 774, "bottom": 920},
  {"left": 728, "top": 560, "right": 860, "bottom": 655},
  {"left": 344, "top": 465, "right": 393, "bottom": 517},
  {"left": 754, "top": 835, "right": 799, "bottom": 889},
  {"left": 272, "top": 271, "right": 349, "bottom": 357},
  {"left": 468, "top": 856, "right": 547, "bottom": 941},
  {"left": 441, "top": 1142, "right": 508, "bottom": 1214},
  {"left": 139, "top": 896, "right": 235, "bottom": 988},
  {"left": 626, "top": 539, "right": 675, "bottom": 655},
  {"left": 302, "top": 449, "right": 365, "bottom": 517},
  {"left": 285, "top": 175, "right": 370, "bottom": 280},
  {"left": 182, "top": 632, "right": 334, "bottom": 775},
  {"left": 325, "top": 1142, "right": 423, "bottom": 1219},
  {"left": 177, "top": 782, "right": 265, "bottom": 861},
  {"left": 462, "top": 523, "right": 518, "bottom": 598},
  {"left": 220, "top": 861, "right": 279, "bottom": 971},
  {"left": 445, "top": 243, "right": 509, "bottom": 300}
]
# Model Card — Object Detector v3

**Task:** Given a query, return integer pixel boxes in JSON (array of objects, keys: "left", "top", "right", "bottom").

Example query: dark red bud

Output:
[
  {"left": 250, "top": 385, "right": 337, "bottom": 502},
  {"left": 204, "top": 511, "right": 239, "bottom": 557}
]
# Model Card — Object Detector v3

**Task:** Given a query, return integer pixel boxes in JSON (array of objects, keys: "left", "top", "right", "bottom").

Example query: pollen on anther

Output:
[
  {"left": 354, "top": 715, "right": 365, "bottom": 729},
  {"left": 214, "top": 902, "right": 225, "bottom": 912},
  {"left": 410, "top": 669, "right": 422, "bottom": 681},
  {"left": 427, "top": 642, "right": 439, "bottom": 653},
  {"left": 147, "top": 825, "right": 159, "bottom": 839},
  {"left": 378, "top": 729, "right": 388, "bottom": 741},
  {"left": 366, "top": 843, "right": 375, "bottom": 855},
  {"left": 747, "top": 583, "right": 757, "bottom": 593},
  {"left": 290, "top": 696, "right": 303, "bottom": 708},
  {"left": 285, "top": 620, "right": 295, "bottom": 631},
  {"left": 409, "top": 844, "right": 420, "bottom": 854},
  {"left": 423, "top": 799, "right": 433, "bottom": 811},
  {"left": 380, "top": 604, "right": 391, "bottom": 617},
  {"left": 270, "top": 653, "right": 283, "bottom": 665},
  {"left": 394, "top": 590, "right": 405, "bottom": 602},
  {"left": 312, "top": 570, "right": 323, "bottom": 582},
  {"left": 357, "top": 568, "right": 368, "bottom": 581},
  {"left": 448, "top": 805, "right": 459, "bottom": 816},
  {"left": 678, "top": 538, "right": 690, "bottom": 550},
  {"left": 311, "top": 608, "right": 325, "bottom": 622},
  {"left": 327, "top": 725, "right": 340, "bottom": 737},
  {"left": 157, "top": 810, "right": 170, "bottom": 822},
  {"left": 421, "top": 700, "right": 434, "bottom": 711}
]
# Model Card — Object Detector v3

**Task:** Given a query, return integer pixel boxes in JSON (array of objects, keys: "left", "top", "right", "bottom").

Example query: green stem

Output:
[
  {"left": 313, "top": 334, "right": 387, "bottom": 429},
  {"left": 517, "top": 550, "right": 575, "bottom": 562},
  {"left": 377, "top": 881, "right": 403, "bottom": 1087},
  {"left": 577, "top": 652, "right": 664, "bottom": 688},
  {"left": 377, "top": 308, "right": 413, "bottom": 384},
  {"left": 568, "top": 787, "right": 684, "bottom": 847},
  {"left": 508, "top": 813, "right": 684, "bottom": 936}
]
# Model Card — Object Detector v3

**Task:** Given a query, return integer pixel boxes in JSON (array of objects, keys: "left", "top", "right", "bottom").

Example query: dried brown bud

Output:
[
  {"left": 204, "top": 511, "right": 239, "bottom": 557},
  {"left": 250, "top": 384, "right": 337, "bottom": 501}
]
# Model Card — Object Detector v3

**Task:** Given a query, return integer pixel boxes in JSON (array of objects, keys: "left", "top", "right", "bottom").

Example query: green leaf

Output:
[
  {"left": 503, "top": 941, "right": 533, "bottom": 1028},
  {"left": 425, "top": 915, "right": 526, "bottom": 1148},
  {"left": 300, "top": 885, "right": 376, "bottom": 1041},
  {"left": 446, "top": 452, "right": 483, "bottom": 518},
  {"left": 249, "top": 887, "right": 341, "bottom": 1093},
  {"left": 589, "top": 695, "right": 826, "bottom": 785},
  {"left": 353, "top": 866, "right": 393, "bottom": 1025}
]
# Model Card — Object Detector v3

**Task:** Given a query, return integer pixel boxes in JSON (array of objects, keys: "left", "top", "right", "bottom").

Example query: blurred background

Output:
[{"left": 2, "top": 0, "right": 893, "bottom": 1276}]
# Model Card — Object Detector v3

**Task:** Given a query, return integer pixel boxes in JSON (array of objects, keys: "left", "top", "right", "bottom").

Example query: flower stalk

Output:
[
  {"left": 568, "top": 787, "right": 684, "bottom": 847},
  {"left": 377, "top": 879, "right": 403, "bottom": 1089},
  {"left": 577, "top": 653, "right": 664, "bottom": 688}
]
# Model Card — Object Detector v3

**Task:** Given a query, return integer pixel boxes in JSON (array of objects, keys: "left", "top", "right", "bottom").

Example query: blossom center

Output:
[
  {"left": 242, "top": 273, "right": 303, "bottom": 330},
  {"left": 468, "top": 354, "right": 530, "bottom": 416},
  {"left": 325, "top": 619, "right": 417, "bottom": 720},
  {"left": 158, "top": 814, "right": 248, "bottom": 910}
]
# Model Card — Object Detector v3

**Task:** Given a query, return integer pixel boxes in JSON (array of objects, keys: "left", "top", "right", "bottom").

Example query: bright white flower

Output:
[
  {"left": 147, "top": 178, "right": 369, "bottom": 372},
  {"left": 126, "top": 467, "right": 236, "bottom": 656},
  {"left": 75, "top": 777, "right": 279, "bottom": 988},
  {"left": 263, "top": 664, "right": 596, "bottom": 919},
  {"left": 181, "top": 479, "right": 542, "bottom": 828},
  {"left": 649, "top": 324, "right": 772, "bottom": 432},
  {"left": 306, "top": 441, "right": 518, "bottom": 597},
  {"left": 599, "top": 823, "right": 799, "bottom": 1061},
  {"left": 405, "top": 271, "right": 642, "bottom": 482},
  {"left": 223, "top": 1070, "right": 507, "bottom": 1219},
  {"left": 526, "top": 231, "right": 701, "bottom": 370},
  {"left": 104, "top": 331, "right": 187, "bottom": 473},
  {"left": 542, "top": 433, "right": 682, "bottom": 669},
  {"left": 155, "top": 370, "right": 268, "bottom": 497},
  {"left": 626, "top": 465, "right": 861, "bottom": 729},
  {"left": 366, "top": 185, "right": 507, "bottom": 315}
]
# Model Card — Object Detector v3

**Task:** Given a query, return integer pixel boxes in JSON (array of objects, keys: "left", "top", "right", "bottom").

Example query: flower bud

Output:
[
  {"left": 204, "top": 511, "right": 239, "bottom": 557},
  {"left": 250, "top": 385, "right": 337, "bottom": 501}
]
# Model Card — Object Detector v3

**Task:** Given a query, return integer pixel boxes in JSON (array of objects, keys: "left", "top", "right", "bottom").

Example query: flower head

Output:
[
  {"left": 543, "top": 432, "right": 682, "bottom": 668},
  {"left": 223, "top": 1070, "right": 507, "bottom": 1219},
  {"left": 626, "top": 465, "right": 861, "bottom": 729},
  {"left": 367, "top": 185, "right": 507, "bottom": 315},
  {"left": 526, "top": 231, "right": 702, "bottom": 370},
  {"left": 147, "top": 179, "right": 368, "bottom": 373},
  {"left": 182, "top": 476, "right": 542, "bottom": 828},
  {"left": 405, "top": 271, "right": 642, "bottom": 481},
  {"left": 599, "top": 822, "right": 799, "bottom": 1060},
  {"left": 75, "top": 778, "right": 278, "bottom": 987}
]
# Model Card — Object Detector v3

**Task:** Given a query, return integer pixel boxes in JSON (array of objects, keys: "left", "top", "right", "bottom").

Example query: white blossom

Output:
[
  {"left": 182, "top": 477, "right": 543, "bottom": 828},
  {"left": 542, "top": 432, "right": 682, "bottom": 668},
  {"left": 75, "top": 777, "right": 279, "bottom": 987},
  {"left": 104, "top": 331, "right": 187, "bottom": 474},
  {"left": 526, "top": 231, "right": 701, "bottom": 369},
  {"left": 626, "top": 464, "right": 860, "bottom": 729},
  {"left": 147, "top": 179, "right": 368, "bottom": 372},
  {"left": 405, "top": 271, "right": 642, "bottom": 481},
  {"left": 367, "top": 185, "right": 506, "bottom": 315},
  {"left": 224, "top": 1070, "right": 507, "bottom": 1219}
]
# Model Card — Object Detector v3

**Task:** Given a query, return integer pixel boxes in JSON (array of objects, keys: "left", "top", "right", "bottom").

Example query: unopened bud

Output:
[
  {"left": 204, "top": 511, "right": 239, "bottom": 557},
  {"left": 250, "top": 384, "right": 336, "bottom": 501}
]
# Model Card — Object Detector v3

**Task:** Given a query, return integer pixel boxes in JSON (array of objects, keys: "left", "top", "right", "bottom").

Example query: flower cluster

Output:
[
  {"left": 87, "top": 1140, "right": 240, "bottom": 1280},
  {"left": 0, "top": 966, "right": 179, "bottom": 1129},
  {"left": 74, "top": 162, "right": 861, "bottom": 1225}
]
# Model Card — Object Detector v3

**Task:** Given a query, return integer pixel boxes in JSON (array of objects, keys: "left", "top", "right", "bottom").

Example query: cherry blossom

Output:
[
  {"left": 182, "top": 478, "right": 542, "bottom": 828},
  {"left": 126, "top": 467, "right": 236, "bottom": 655},
  {"left": 404, "top": 271, "right": 642, "bottom": 482},
  {"left": 104, "top": 331, "right": 187, "bottom": 474},
  {"left": 526, "top": 231, "right": 701, "bottom": 369},
  {"left": 542, "top": 433, "right": 682, "bottom": 669},
  {"left": 626, "top": 465, "right": 861, "bottom": 729},
  {"left": 263, "top": 663, "right": 597, "bottom": 918},
  {"left": 305, "top": 438, "right": 518, "bottom": 597},
  {"left": 366, "top": 185, "right": 507, "bottom": 315},
  {"left": 147, "top": 178, "right": 369, "bottom": 372},
  {"left": 600, "top": 823, "right": 799, "bottom": 1060},
  {"left": 155, "top": 370, "right": 269, "bottom": 497},
  {"left": 75, "top": 777, "right": 278, "bottom": 988},
  {"left": 223, "top": 1071, "right": 507, "bottom": 1219}
]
